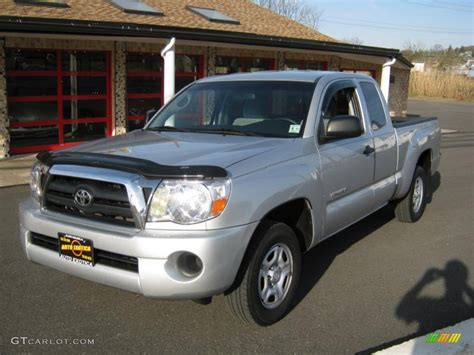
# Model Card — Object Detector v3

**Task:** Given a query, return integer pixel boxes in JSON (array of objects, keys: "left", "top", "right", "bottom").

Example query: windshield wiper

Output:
[
  {"left": 146, "top": 126, "right": 187, "bottom": 132},
  {"left": 190, "top": 128, "right": 260, "bottom": 136}
]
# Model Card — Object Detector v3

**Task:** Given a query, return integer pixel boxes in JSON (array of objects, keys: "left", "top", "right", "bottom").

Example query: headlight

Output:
[
  {"left": 30, "top": 161, "right": 48, "bottom": 201},
  {"left": 148, "top": 178, "right": 231, "bottom": 224}
]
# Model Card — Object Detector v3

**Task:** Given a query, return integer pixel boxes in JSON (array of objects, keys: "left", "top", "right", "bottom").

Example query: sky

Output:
[{"left": 312, "top": 0, "right": 473, "bottom": 50}]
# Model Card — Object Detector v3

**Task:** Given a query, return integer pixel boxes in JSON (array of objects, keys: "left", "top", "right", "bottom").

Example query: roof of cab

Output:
[{"left": 198, "top": 70, "right": 374, "bottom": 83}]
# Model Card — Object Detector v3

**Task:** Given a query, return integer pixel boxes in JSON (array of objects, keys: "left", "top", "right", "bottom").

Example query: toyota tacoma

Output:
[{"left": 19, "top": 71, "right": 441, "bottom": 326}]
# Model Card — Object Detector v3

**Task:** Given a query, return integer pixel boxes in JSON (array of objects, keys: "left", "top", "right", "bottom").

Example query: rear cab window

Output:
[{"left": 359, "top": 81, "right": 387, "bottom": 131}]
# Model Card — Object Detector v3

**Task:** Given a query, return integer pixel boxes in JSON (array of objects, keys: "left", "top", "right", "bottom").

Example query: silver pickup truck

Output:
[{"left": 19, "top": 71, "right": 440, "bottom": 326}]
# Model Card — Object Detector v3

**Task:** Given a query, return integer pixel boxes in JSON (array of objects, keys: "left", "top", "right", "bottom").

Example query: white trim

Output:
[
  {"left": 381, "top": 58, "right": 397, "bottom": 102},
  {"left": 161, "top": 38, "right": 175, "bottom": 105}
]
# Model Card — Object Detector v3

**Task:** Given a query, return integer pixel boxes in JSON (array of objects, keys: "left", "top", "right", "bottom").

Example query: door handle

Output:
[{"left": 363, "top": 145, "right": 375, "bottom": 156}]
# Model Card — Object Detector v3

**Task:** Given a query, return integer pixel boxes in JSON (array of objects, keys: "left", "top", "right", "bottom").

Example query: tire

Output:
[
  {"left": 395, "top": 166, "right": 428, "bottom": 223},
  {"left": 225, "top": 221, "right": 301, "bottom": 326}
]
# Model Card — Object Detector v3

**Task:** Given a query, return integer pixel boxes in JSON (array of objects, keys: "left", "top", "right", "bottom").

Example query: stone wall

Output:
[
  {"left": 329, "top": 56, "right": 341, "bottom": 71},
  {"left": 206, "top": 47, "right": 216, "bottom": 76},
  {"left": 277, "top": 51, "right": 285, "bottom": 70},
  {"left": 0, "top": 38, "right": 8, "bottom": 159},
  {"left": 388, "top": 68, "right": 410, "bottom": 117}
]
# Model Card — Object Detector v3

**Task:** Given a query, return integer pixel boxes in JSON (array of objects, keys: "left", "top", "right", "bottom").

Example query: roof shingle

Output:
[{"left": 0, "top": 0, "right": 338, "bottom": 43}]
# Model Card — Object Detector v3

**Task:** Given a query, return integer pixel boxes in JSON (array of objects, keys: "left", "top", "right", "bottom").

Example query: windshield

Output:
[{"left": 146, "top": 81, "right": 315, "bottom": 138}]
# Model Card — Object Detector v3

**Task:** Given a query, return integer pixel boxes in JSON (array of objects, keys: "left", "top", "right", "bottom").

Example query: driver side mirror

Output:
[
  {"left": 145, "top": 109, "right": 157, "bottom": 124},
  {"left": 322, "top": 115, "right": 363, "bottom": 142}
]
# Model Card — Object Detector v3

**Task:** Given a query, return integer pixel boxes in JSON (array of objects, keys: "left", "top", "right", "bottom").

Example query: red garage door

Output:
[{"left": 6, "top": 48, "right": 112, "bottom": 154}]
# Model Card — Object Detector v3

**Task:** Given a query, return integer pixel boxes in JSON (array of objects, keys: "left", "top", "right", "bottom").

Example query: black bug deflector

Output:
[{"left": 37, "top": 151, "right": 228, "bottom": 179}]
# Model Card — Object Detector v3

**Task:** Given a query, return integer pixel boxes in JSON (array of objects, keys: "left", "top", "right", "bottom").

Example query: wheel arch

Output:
[
  {"left": 417, "top": 149, "right": 432, "bottom": 174},
  {"left": 394, "top": 147, "right": 433, "bottom": 200},
  {"left": 225, "top": 199, "right": 313, "bottom": 295},
  {"left": 260, "top": 198, "right": 314, "bottom": 252}
]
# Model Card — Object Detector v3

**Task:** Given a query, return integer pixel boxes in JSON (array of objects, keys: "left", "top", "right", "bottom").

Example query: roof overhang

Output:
[{"left": 0, "top": 16, "right": 413, "bottom": 68}]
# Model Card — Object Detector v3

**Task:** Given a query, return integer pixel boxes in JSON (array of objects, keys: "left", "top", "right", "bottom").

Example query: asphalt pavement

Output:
[{"left": 1, "top": 99, "right": 473, "bottom": 353}]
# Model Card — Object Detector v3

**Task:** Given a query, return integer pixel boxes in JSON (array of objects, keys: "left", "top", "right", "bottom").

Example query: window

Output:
[
  {"left": 110, "top": 0, "right": 163, "bottom": 16},
  {"left": 215, "top": 56, "right": 274, "bottom": 74},
  {"left": 6, "top": 48, "right": 57, "bottom": 71},
  {"left": 175, "top": 55, "right": 203, "bottom": 92},
  {"left": 284, "top": 60, "right": 328, "bottom": 71},
  {"left": 6, "top": 49, "right": 112, "bottom": 154},
  {"left": 359, "top": 81, "right": 386, "bottom": 130},
  {"left": 187, "top": 6, "right": 240, "bottom": 24},
  {"left": 148, "top": 81, "right": 315, "bottom": 138},
  {"left": 319, "top": 81, "right": 363, "bottom": 143},
  {"left": 125, "top": 53, "right": 203, "bottom": 130},
  {"left": 63, "top": 51, "right": 106, "bottom": 71},
  {"left": 14, "top": 0, "right": 69, "bottom": 7},
  {"left": 7, "top": 76, "right": 57, "bottom": 97},
  {"left": 126, "top": 52, "right": 162, "bottom": 131}
]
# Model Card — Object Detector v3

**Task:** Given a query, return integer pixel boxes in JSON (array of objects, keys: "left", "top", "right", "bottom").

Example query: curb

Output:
[{"left": 375, "top": 318, "right": 474, "bottom": 355}]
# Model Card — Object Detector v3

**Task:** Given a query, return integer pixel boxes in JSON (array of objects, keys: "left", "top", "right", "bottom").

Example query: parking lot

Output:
[{"left": 1, "top": 99, "right": 473, "bottom": 353}]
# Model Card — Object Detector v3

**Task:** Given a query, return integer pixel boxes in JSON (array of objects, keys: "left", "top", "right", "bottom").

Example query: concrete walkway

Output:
[
  {"left": 0, "top": 154, "right": 36, "bottom": 188},
  {"left": 375, "top": 318, "right": 474, "bottom": 355}
]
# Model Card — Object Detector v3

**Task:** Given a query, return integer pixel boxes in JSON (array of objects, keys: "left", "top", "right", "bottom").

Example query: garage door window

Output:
[
  {"left": 284, "top": 60, "right": 328, "bottom": 71},
  {"left": 215, "top": 56, "right": 275, "bottom": 74},
  {"left": 6, "top": 48, "right": 112, "bottom": 154},
  {"left": 126, "top": 53, "right": 203, "bottom": 131}
]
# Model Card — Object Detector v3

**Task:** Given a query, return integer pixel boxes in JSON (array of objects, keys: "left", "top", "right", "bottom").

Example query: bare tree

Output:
[
  {"left": 402, "top": 40, "right": 427, "bottom": 62},
  {"left": 403, "top": 40, "right": 426, "bottom": 53},
  {"left": 343, "top": 37, "right": 364, "bottom": 45},
  {"left": 253, "top": 0, "right": 323, "bottom": 30}
]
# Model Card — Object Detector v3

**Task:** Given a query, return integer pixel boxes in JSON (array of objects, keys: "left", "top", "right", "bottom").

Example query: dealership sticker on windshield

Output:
[{"left": 289, "top": 125, "right": 301, "bottom": 134}]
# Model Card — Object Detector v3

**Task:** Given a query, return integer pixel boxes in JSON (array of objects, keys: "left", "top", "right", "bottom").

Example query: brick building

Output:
[{"left": 0, "top": 0, "right": 412, "bottom": 158}]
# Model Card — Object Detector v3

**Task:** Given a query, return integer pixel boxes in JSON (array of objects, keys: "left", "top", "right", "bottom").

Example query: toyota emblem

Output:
[{"left": 74, "top": 188, "right": 94, "bottom": 208}]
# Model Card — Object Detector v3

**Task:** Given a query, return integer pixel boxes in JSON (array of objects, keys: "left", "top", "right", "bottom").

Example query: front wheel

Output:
[
  {"left": 225, "top": 221, "right": 301, "bottom": 326},
  {"left": 395, "top": 166, "right": 428, "bottom": 222}
]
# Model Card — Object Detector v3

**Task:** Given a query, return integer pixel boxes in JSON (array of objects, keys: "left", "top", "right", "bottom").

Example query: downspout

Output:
[
  {"left": 161, "top": 37, "right": 176, "bottom": 105},
  {"left": 381, "top": 57, "right": 396, "bottom": 103}
]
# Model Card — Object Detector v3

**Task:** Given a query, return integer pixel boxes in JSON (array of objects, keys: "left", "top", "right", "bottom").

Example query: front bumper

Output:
[{"left": 19, "top": 198, "right": 257, "bottom": 299}]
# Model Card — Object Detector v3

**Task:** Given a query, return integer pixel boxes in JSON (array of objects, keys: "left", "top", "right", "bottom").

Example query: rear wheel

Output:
[
  {"left": 395, "top": 166, "right": 428, "bottom": 222},
  {"left": 225, "top": 221, "right": 301, "bottom": 326}
]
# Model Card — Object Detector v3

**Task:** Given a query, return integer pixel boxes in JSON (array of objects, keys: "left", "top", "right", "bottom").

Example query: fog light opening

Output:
[{"left": 177, "top": 252, "right": 203, "bottom": 278}]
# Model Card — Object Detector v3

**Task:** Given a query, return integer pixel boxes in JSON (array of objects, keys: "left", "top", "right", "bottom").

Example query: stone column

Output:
[
  {"left": 388, "top": 68, "right": 410, "bottom": 117},
  {"left": 277, "top": 51, "right": 285, "bottom": 70},
  {"left": 0, "top": 38, "right": 9, "bottom": 159},
  {"left": 330, "top": 56, "right": 341, "bottom": 71},
  {"left": 206, "top": 47, "right": 216, "bottom": 76},
  {"left": 114, "top": 41, "right": 127, "bottom": 135}
]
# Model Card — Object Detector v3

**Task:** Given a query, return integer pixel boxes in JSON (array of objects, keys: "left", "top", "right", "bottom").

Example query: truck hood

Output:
[{"left": 70, "top": 130, "right": 298, "bottom": 176}]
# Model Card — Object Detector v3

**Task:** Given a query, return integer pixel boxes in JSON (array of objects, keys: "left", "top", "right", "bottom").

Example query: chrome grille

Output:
[{"left": 43, "top": 175, "right": 136, "bottom": 227}]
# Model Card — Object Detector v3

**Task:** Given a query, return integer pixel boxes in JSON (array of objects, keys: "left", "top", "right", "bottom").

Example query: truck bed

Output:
[{"left": 391, "top": 116, "right": 437, "bottom": 128}]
